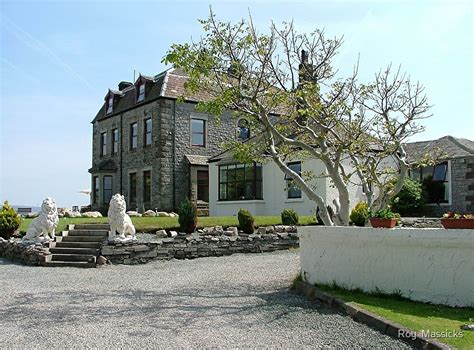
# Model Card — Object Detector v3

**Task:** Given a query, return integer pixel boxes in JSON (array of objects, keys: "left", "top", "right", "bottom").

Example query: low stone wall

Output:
[
  {"left": 399, "top": 217, "right": 442, "bottom": 228},
  {"left": 101, "top": 229, "right": 299, "bottom": 265},
  {"left": 299, "top": 226, "right": 474, "bottom": 307},
  {"left": 0, "top": 238, "right": 50, "bottom": 265}
]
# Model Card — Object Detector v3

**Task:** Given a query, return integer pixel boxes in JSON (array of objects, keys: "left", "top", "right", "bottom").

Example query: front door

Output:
[{"left": 196, "top": 170, "right": 209, "bottom": 202}]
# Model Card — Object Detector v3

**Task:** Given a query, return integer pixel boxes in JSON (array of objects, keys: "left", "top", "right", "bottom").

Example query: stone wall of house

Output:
[
  {"left": 171, "top": 102, "right": 237, "bottom": 209},
  {"left": 91, "top": 98, "right": 238, "bottom": 212},
  {"left": 0, "top": 239, "right": 50, "bottom": 265},
  {"left": 118, "top": 99, "right": 163, "bottom": 212},
  {"left": 450, "top": 156, "right": 474, "bottom": 213},
  {"left": 101, "top": 228, "right": 299, "bottom": 265}
]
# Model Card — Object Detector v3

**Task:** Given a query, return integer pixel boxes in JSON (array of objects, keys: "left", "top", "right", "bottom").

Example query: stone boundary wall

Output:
[
  {"left": 101, "top": 230, "right": 299, "bottom": 265},
  {"left": 399, "top": 217, "right": 441, "bottom": 228},
  {"left": 298, "top": 226, "right": 474, "bottom": 307},
  {"left": 0, "top": 238, "right": 50, "bottom": 266}
]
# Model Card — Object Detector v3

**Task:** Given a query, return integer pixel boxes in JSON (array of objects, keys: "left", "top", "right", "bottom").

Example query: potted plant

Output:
[
  {"left": 369, "top": 207, "right": 399, "bottom": 228},
  {"left": 441, "top": 212, "right": 474, "bottom": 229}
]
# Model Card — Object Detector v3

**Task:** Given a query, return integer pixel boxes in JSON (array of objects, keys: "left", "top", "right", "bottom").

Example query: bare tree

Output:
[{"left": 164, "top": 10, "right": 433, "bottom": 225}]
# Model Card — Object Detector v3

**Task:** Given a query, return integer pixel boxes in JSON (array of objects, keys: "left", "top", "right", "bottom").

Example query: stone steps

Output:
[
  {"left": 62, "top": 235, "right": 106, "bottom": 242},
  {"left": 55, "top": 242, "right": 102, "bottom": 249},
  {"left": 44, "top": 223, "right": 110, "bottom": 268},
  {"left": 43, "top": 261, "right": 96, "bottom": 268},
  {"left": 51, "top": 254, "right": 96, "bottom": 262},
  {"left": 50, "top": 247, "right": 100, "bottom": 255},
  {"left": 74, "top": 224, "right": 109, "bottom": 230},
  {"left": 67, "top": 230, "right": 109, "bottom": 236}
]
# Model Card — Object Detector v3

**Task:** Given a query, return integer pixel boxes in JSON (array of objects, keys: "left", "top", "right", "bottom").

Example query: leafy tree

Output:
[
  {"left": 164, "top": 10, "right": 434, "bottom": 225},
  {"left": 390, "top": 177, "right": 425, "bottom": 216}
]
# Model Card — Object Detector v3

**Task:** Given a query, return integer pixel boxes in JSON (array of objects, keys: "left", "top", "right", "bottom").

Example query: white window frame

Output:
[{"left": 137, "top": 83, "right": 145, "bottom": 102}]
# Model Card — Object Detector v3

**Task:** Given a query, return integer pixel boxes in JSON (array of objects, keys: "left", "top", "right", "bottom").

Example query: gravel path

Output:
[{"left": 0, "top": 252, "right": 411, "bottom": 349}]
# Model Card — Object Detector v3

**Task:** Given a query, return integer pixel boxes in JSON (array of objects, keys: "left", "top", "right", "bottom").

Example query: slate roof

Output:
[
  {"left": 88, "top": 159, "right": 118, "bottom": 173},
  {"left": 92, "top": 68, "right": 214, "bottom": 123},
  {"left": 405, "top": 136, "right": 474, "bottom": 161},
  {"left": 184, "top": 155, "right": 210, "bottom": 166}
]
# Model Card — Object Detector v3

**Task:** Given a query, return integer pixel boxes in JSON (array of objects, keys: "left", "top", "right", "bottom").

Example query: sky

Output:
[{"left": 1, "top": 0, "right": 473, "bottom": 208}]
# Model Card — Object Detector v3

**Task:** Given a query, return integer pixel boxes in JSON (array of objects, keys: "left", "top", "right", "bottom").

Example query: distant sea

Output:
[{"left": 11, "top": 205, "right": 42, "bottom": 213}]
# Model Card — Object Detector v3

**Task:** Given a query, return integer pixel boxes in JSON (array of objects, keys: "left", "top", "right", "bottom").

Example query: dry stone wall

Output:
[
  {"left": 0, "top": 238, "right": 50, "bottom": 265},
  {"left": 101, "top": 226, "right": 299, "bottom": 265}
]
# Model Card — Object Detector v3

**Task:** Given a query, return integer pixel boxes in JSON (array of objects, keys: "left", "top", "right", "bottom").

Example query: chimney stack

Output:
[
  {"left": 298, "top": 50, "right": 313, "bottom": 85},
  {"left": 118, "top": 81, "right": 133, "bottom": 91}
]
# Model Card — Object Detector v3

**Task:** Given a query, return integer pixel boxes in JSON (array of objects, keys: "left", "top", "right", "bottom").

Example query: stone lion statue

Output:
[
  {"left": 108, "top": 194, "right": 136, "bottom": 240},
  {"left": 22, "top": 197, "right": 59, "bottom": 243}
]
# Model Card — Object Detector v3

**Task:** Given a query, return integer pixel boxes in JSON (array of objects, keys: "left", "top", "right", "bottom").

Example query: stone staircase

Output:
[{"left": 44, "top": 224, "right": 109, "bottom": 268}]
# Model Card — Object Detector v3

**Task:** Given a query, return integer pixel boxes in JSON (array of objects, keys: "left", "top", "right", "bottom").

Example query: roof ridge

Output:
[{"left": 448, "top": 135, "right": 474, "bottom": 154}]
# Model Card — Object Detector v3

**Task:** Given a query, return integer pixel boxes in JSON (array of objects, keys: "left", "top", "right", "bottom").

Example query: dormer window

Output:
[
  {"left": 137, "top": 83, "right": 145, "bottom": 102},
  {"left": 106, "top": 96, "right": 114, "bottom": 114},
  {"left": 237, "top": 118, "right": 250, "bottom": 140}
]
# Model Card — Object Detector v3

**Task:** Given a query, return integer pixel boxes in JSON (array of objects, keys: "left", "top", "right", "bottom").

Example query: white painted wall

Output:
[
  {"left": 209, "top": 158, "right": 366, "bottom": 217},
  {"left": 299, "top": 226, "right": 474, "bottom": 307}
]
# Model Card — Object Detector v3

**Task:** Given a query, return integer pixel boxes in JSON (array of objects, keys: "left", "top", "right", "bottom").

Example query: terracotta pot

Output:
[
  {"left": 441, "top": 218, "right": 474, "bottom": 229},
  {"left": 369, "top": 218, "right": 398, "bottom": 228}
]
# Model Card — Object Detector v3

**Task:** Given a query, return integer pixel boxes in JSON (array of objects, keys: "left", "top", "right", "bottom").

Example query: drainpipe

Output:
[
  {"left": 172, "top": 100, "right": 176, "bottom": 211},
  {"left": 120, "top": 112, "right": 123, "bottom": 194}
]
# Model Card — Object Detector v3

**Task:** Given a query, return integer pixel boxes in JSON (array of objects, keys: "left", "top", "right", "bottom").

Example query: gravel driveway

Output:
[{"left": 0, "top": 251, "right": 411, "bottom": 349}]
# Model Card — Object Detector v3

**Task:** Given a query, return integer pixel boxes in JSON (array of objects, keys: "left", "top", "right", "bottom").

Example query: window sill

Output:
[
  {"left": 285, "top": 198, "right": 304, "bottom": 203},
  {"left": 217, "top": 199, "right": 265, "bottom": 205}
]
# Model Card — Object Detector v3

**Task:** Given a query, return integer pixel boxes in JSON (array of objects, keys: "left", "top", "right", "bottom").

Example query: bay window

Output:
[{"left": 219, "top": 163, "right": 262, "bottom": 201}]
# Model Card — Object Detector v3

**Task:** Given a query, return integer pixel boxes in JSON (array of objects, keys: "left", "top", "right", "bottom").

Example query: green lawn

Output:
[
  {"left": 318, "top": 285, "right": 474, "bottom": 349},
  {"left": 19, "top": 215, "right": 317, "bottom": 234}
]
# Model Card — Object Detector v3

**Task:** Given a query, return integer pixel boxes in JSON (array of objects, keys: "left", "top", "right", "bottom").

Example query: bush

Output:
[
  {"left": 238, "top": 208, "right": 255, "bottom": 234},
  {"left": 391, "top": 177, "right": 425, "bottom": 216},
  {"left": 281, "top": 208, "right": 299, "bottom": 225},
  {"left": 370, "top": 207, "right": 397, "bottom": 219},
  {"left": 350, "top": 201, "right": 369, "bottom": 227},
  {"left": 0, "top": 201, "right": 22, "bottom": 239},
  {"left": 178, "top": 199, "right": 197, "bottom": 233}
]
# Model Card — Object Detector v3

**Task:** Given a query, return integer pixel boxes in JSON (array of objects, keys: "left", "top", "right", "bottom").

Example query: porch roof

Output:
[
  {"left": 88, "top": 159, "right": 118, "bottom": 173},
  {"left": 185, "top": 155, "right": 210, "bottom": 166}
]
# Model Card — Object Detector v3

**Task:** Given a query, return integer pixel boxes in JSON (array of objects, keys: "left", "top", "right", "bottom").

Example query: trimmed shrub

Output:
[
  {"left": 0, "top": 201, "right": 22, "bottom": 239},
  {"left": 391, "top": 177, "right": 425, "bottom": 216},
  {"left": 281, "top": 208, "right": 299, "bottom": 225},
  {"left": 238, "top": 208, "right": 255, "bottom": 234},
  {"left": 350, "top": 201, "right": 370, "bottom": 227},
  {"left": 178, "top": 199, "right": 197, "bottom": 233}
]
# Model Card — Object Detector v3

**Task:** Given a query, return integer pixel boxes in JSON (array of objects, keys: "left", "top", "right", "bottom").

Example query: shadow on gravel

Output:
[{"left": 1, "top": 285, "right": 339, "bottom": 332}]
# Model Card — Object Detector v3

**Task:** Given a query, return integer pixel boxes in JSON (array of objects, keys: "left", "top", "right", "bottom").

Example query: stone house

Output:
[
  {"left": 89, "top": 68, "right": 241, "bottom": 213},
  {"left": 405, "top": 135, "right": 474, "bottom": 214}
]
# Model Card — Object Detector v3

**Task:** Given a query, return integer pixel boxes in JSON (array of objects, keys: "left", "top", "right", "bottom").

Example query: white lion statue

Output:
[
  {"left": 22, "top": 197, "right": 59, "bottom": 243},
  {"left": 108, "top": 194, "right": 136, "bottom": 241}
]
